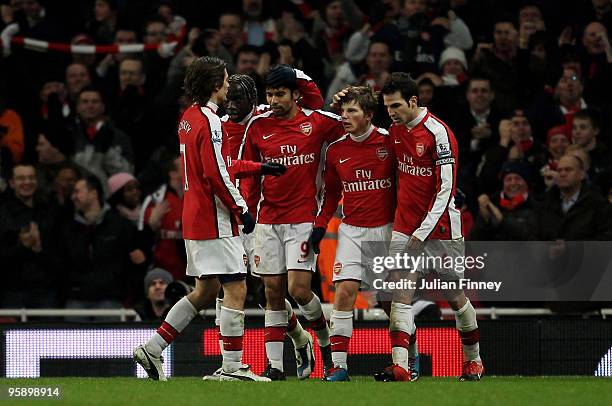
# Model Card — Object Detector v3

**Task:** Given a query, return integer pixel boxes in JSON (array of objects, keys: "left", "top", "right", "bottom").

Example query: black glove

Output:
[
  {"left": 261, "top": 161, "right": 287, "bottom": 176},
  {"left": 266, "top": 65, "right": 297, "bottom": 89},
  {"left": 239, "top": 212, "right": 256, "bottom": 234},
  {"left": 309, "top": 227, "right": 326, "bottom": 254}
]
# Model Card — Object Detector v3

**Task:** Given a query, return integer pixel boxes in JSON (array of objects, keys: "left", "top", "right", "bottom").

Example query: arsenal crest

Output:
[
  {"left": 416, "top": 142, "right": 425, "bottom": 157},
  {"left": 300, "top": 122, "right": 312, "bottom": 135},
  {"left": 254, "top": 255, "right": 260, "bottom": 268},
  {"left": 376, "top": 147, "right": 388, "bottom": 161},
  {"left": 333, "top": 262, "right": 343, "bottom": 274}
]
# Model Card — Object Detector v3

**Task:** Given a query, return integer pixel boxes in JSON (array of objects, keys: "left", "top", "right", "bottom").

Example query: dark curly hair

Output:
[
  {"left": 184, "top": 56, "right": 227, "bottom": 105},
  {"left": 380, "top": 72, "right": 418, "bottom": 103}
]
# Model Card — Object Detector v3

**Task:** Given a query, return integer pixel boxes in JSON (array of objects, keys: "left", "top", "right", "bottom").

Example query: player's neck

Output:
[{"left": 349, "top": 124, "right": 374, "bottom": 142}]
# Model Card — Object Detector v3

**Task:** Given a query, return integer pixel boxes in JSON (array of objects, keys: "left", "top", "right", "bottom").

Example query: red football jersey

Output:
[
  {"left": 390, "top": 108, "right": 462, "bottom": 240},
  {"left": 239, "top": 108, "right": 345, "bottom": 224},
  {"left": 315, "top": 126, "right": 396, "bottom": 228},
  {"left": 221, "top": 69, "right": 324, "bottom": 160},
  {"left": 178, "top": 102, "right": 250, "bottom": 240}
]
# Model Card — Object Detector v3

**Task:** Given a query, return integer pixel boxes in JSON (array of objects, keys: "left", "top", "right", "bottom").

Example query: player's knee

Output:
[
  {"left": 334, "top": 284, "right": 357, "bottom": 309},
  {"left": 288, "top": 284, "right": 311, "bottom": 304}
]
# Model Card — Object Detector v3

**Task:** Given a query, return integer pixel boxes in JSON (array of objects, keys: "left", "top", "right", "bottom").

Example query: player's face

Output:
[
  {"left": 340, "top": 100, "right": 371, "bottom": 135},
  {"left": 216, "top": 69, "right": 230, "bottom": 103},
  {"left": 383, "top": 91, "right": 418, "bottom": 125},
  {"left": 226, "top": 84, "right": 254, "bottom": 123},
  {"left": 266, "top": 86, "right": 298, "bottom": 119}
]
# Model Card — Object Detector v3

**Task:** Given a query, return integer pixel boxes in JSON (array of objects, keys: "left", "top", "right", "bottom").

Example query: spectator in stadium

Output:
[
  {"left": 477, "top": 110, "right": 544, "bottom": 195},
  {"left": 107, "top": 172, "right": 142, "bottom": 225},
  {"left": 0, "top": 99, "right": 25, "bottom": 173},
  {"left": 70, "top": 87, "right": 134, "bottom": 189},
  {"left": 50, "top": 162, "right": 80, "bottom": 219},
  {"left": 135, "top": 268, "right": 174, "bottom": 321},
  {"left": 471, "top": 16, "right": 520, "bottom": 112},
  {"left": 571, "top": 108, "right": 611, "bottom": 191},
  {"left": 35, "top": 121, "right": 75, "bottom": 200},
  {"left": 61, "top": 175, "right": 146, "bottom": 318},
  {"left": 471, "top": 160, "right": 533, "bottom": 241},
  {"left": 69, "top": 34, "right": 97, "bottom": 68},
  {"left": 87, "top": 0, "right": 118, "bottom": 45},
  {"left": 538, "top": 124, "right": 572, "bottom": 190},
  {"left": 39, "top": 81, "right": 70, "bottom": 120},
  {"left": 578, "top": 22, "right": 612, "bottom": 107},
  {"left": 325, "top": 40, "right": 392, "bottom": 107},
  {"left": 0, "top": 163, "right": 61, "bottom": 308},
  {"left": 242, "top": 0, "right": 277, "bottom": 47},
  {"left": 529, "top": 154, "right": 612, "bottom": 241},
  {"left": 529, "top": 67, "right": 587, "bottom": 140},
  {"left": 219, "top": 12, "right": 244, "bottom": 57},
  {"left": 65, "top": 63, "right": 92, "bottom": 107},
  {"left": 417, "top": 77, "right": 435, "bottom": 108},
  {"left": 138, "top": 155, "right": 185, "bottom": 282},
  {"left": 94, "top": 27, "right": 139, "bottom": 92}
]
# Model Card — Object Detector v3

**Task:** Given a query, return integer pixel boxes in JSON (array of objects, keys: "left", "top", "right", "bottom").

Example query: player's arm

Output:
[
  {"left": 412, "top": 128, "right": 457, "bottom": 242},
  {"left": 201, "top": 124, "right": 249, "bottom": 217},
  {"left": 317, "top": 110, "right": 345, "bottom": 143},
  {"left": 315, "top": 151, "right": 342, "bottom": 229},
  {"left": 236, "top": 123, "right": 263, "bottom": 216},
  {"left": 295, "top": 69, "right": 324, "bottom": 110}
]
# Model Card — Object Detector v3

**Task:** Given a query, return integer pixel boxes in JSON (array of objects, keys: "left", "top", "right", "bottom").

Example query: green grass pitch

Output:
[{"left": 1, "top": 377, "right": 611, "bottom": 405}]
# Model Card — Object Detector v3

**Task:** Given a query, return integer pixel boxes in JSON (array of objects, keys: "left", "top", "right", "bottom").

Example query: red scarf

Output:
[{"left": 499, "top": 192, "right": 527, "bottom": 211}]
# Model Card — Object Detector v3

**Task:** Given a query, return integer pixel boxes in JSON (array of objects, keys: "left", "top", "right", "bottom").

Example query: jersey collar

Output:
[
  {"left": 205, "top": 100, "right": 219, "bottom": 113},
  {"left": 349, "top": 124, "right": 375, "bottom": 142},
  {"left": 405, "top": 107, "right": 428, "bottom": 130}
]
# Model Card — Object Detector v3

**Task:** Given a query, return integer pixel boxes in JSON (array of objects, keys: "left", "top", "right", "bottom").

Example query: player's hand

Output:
[
  {"left": 471, "top": 123, "right": 492, "bottom": 140},
  {"left": 261, "top": 161, "right": 287, "bottom": 176},
  {"left": 330, "top": 87, "right": 351, "bottom": 110},
  {"left": 239, "top": 212, "right": 256, "bottom": 234},
  {"left": 407, "top": 235, "right": 424, "bottom": 251},
  {"left": 309, "top": 227, "right": 326, "bottom": 254}
]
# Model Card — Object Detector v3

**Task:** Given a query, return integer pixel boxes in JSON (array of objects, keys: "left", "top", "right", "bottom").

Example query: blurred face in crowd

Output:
[
  {"left": 9, "top": 165, "right": 37, "bottom": 201},
  {"left": 341, "top": 100, "right": 372, "bottom": 135},
  {"left": 442, "top": 59, "right": 465, "bottom": 76},
  {"left": 36, "top": 134, "right": 65, "bottom": 164},
  {"left": 55, "top": 167, "right": 79, "bottom": 201},
  {"left": 556, "top": 68, "right": 582, "bottom": 105},
  {"left": 325, "top": 1, "right": 344, "bottom": 28},
  {"left": 493, "top": 22, "right": 517, "bottom": 53},
  {"left": 72, "top": 179, "right": 98, "bottom": 212},
  {"left": 519, "top": 5, "right": 543, "bottom": 26},
  {"left": 366, "top": 42, "right": 391, "bottom": 76},
  {"left": 417, "top": 82, "right": 434, "bottom": 107},
  {"left": 556, "top": 155, "right": 585, "bottom": 190},
  {"left": 503, "top": 173, "right": 528, "bottom": 199},
  {"left": 548, "top": 133, "right": 570, "bottom": 160},
  {"left": 168, "top": 157, "right": 183, "bottom": 193},
  {"left": 582, "top": 22, "right": 607, "bottom": 55},
  {"left": 466, "top": 79, "right": 493, "bottom": 113},
  {"left": 115, "top": 29, "right": 137, "bottom": 45},
  {"left": 122, "top": 179, "right": 141, "bottom": 209},
  {"left": 66, "top": 64, "right": 91, "bottom": 98},
  {"left": 243, "top": 0, "right": 262, "bottom": 18},
  {"left": 94, "top": 0, "right": 114, "bottom": 22},
  {"left": 147, "top": 278, "right": 168, "bottom": 303},
  {"left": 226, "top": 82, "right": 254, "bottom": 123},
  {"left": 119, "top": 59, "right": 145, "bottom": 90},
  {"left": 236, "top": 51, "right": 259, "bottom": 74},
  {"left": 40, "top": 81, "right": 66, "bottom": 103},
  {"left": 266, "top": 86, "right": 298, "bottom": 119},
  {"left": 77, "top": 90, "right": 105, "bottom": 123},
  {"left": 511, "top": 112, "right": 532, "bottom": 141},
  {"left": 404, "top": 0, "right": 426, "bottom": 17},
  {"left": 572, "top": 117, "right": 598, "bottom": 149},
  {"left": 21, "top": 0, "right": 41, "bottom": 19},
  {"left": 145, "top": 21, "right": 167, "bottom": 45},
  {"left": 383, "top": 91, "right": 420, "bottom": 125},
  {"left": 219, "top": 14, "right": 242, "bottom": 47},
  {"left": 383, "top": 0, "right": 401, "bottom": 18}
]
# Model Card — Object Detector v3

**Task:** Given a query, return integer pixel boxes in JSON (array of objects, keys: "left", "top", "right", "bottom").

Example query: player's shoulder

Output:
[
  {"left": 423, "top": 113, "right": 455, "bottom": 142},
  {"left": 303, "top": 108, "right": 342, "bottom": 122},
  {"left": 246, "top": 109, "right": 274, "bottom": 131},
  {"left": 326, "top": 134, "right": 349, "bottom": 151},
  {"left": 374, "top": 127, "right": 389, "bottom": 136},
  {"left": 220, "top": 114, "right": 229, "bottom": 122}
]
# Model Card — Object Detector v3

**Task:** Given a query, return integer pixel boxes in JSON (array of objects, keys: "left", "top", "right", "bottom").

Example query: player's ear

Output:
[{"left": 292, "top": 89, "right": 301, "bottom": 102}]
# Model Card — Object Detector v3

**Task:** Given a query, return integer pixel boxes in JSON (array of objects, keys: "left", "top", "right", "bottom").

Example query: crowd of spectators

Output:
[{"left": 1, "top": 0, "right": 611, "bottom": 315}]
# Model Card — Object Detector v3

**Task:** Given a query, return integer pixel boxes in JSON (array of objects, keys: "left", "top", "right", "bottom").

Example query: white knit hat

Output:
[{"left": 439, "top": 47, "right": 468, "bottom": 70}]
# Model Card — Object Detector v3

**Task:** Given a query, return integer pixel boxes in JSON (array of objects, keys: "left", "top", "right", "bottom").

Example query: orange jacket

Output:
[{"left": 0, "top": 109, "right": 24, "bottom": 163}]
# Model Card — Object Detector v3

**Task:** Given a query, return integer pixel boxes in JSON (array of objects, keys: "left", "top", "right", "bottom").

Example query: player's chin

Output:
[{"left": 342, "top": 124, "right": 353, "bottom": 132}]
